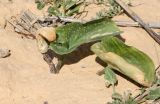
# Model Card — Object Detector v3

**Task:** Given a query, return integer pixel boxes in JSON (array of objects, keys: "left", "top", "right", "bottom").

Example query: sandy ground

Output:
[{"left": 0, "top": 0, "right": 160, "bottom": 104}]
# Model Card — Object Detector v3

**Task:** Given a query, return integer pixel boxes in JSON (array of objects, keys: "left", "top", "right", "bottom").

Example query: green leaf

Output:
[
  {"left": 36, "top": 1, "right": 45, "bottom": 10},
  {"left": 124, "top": 92, "right": 138, "bottom": 104},
  {"left": 66, "top": 3, "right": 81, "bottom": 16},
  {"left": 112, "top": 92, "right": 122, "bottom": 100},
  {"left": 104, "top": 67, "right": 117, "bottom": 87},
  {"left": 91, "top": 36, "right": 155, "bottom": 87},
  {"left": 53, "top": 0, "right": 62, "bottom": 7},
  {"left": 146, "top": 87, "right": 160, "bottom": 100},
  {"left": 111, "top": 100, "right": 121, "bottom": 104},
  {"left": 65, "top": 0, "right": 77, "bottom": 10},
  {"left": 156, "top": 79, "right": 160, "bottom": 85},
  {"left": 125, "top": 98, "right": 138, "bottom": 104},
  {"left": 49, "top": 18, "right": 121, "bottom": 55},
  {"left": 47, "top": 0, "right": 83, "bottom": 17},
  {"left": 108, "top": 89, "right": 138, "bottom": 104},
  {"left": 65, "top": 0, "right": 83, "bottom": 16},
  {"left": 96, "top": 0, "right": 105, "bottom": 4},
  {"left": 48, "top": 6, "right": 61, "bottom": 16}
]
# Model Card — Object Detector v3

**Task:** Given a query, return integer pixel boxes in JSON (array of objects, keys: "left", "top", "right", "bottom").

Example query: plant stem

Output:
[
  {"left": 43, "top": 52, "right": 57, "bottom": 73},
  {"left": 55, "top": 56, "right": 64, "bottom": 73},
  {"left": 112, "top": 84, "right": 116, "bottom": 93}
]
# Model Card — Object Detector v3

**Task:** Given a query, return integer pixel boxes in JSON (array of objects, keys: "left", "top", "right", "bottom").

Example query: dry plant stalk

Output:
[{"left": 115, "top": 0, "right": 160, "bottom": 45}]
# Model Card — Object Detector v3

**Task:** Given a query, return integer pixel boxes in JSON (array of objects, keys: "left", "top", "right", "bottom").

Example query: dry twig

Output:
[
  {"left": 115, "top": 21, "right": 160, "bottom": 29},
  {"left": 115, "top": 0, "right": 160, "bottom": 45}
]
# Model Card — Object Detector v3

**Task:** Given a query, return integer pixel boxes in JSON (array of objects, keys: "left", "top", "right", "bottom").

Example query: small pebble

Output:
[
  {"left": 81, "top": 65, "right": 86, "bottom": 68},
  {"left": 44, "top": 101, "right": 48, "bottom": 104},
  {"left": 0, "top": 48, "right": 11, "bottom": 58}
]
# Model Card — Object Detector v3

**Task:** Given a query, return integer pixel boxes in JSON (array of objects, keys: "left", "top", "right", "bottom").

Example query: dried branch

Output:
[
  {"left": 43, "top": 52, "right": 57, "bottom": 73},
  {"left": 115, "top": 0, "right": 160, "bottom": 45},
  {"left": 115, "top": 21, "right": 160, "bottom": 29}
]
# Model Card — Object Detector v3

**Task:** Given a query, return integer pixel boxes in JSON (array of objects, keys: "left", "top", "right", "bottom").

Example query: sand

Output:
[{"left": 0, "top": 0, "right": 160, "bottom": 104}]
